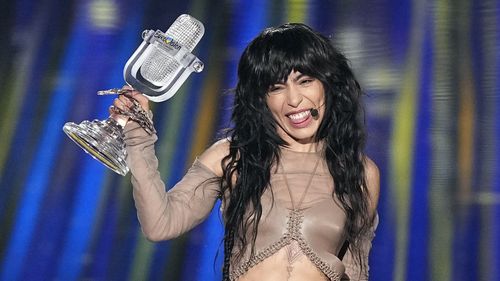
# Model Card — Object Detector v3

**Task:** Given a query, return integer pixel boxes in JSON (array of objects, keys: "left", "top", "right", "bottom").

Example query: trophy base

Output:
[{"left": 63, "top": 118, "right": 129, "bottom": 176}]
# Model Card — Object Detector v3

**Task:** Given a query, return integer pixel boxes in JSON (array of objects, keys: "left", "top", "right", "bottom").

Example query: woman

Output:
[{"left": 112, "top": 23, "right": 380, "bottom": 281}]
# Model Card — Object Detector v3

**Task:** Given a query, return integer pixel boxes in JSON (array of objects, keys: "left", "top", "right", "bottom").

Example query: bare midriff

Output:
[{"left": 237, "top": 241, "right": 329, "bottom": 281}]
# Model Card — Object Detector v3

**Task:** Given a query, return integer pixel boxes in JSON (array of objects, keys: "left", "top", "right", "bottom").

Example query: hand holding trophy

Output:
[{"left": 63, "top": 14, "right": 205, "bottom": 176}]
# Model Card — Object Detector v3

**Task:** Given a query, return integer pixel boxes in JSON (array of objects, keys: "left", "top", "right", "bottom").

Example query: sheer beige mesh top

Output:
[{"left": 123, "top": 122, "right": 376, "bottom": 281}]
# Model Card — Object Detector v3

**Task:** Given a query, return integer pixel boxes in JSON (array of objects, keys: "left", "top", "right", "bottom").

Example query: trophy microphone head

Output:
[
  {"left": 124, "top": 14, "right": 205, "bottom": 102},
  {"left": 140, "top": 14, "right": 204, "bottom": 84}
]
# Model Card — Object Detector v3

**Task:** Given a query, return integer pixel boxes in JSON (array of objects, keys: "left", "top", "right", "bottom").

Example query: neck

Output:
[{"left": 283, "top": 141, "right": 323, "bottom": 153}]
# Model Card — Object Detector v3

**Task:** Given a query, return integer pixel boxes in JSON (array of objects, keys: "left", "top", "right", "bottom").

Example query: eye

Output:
[
  {"left": 299, "top": 78, "right": 314, "bottom": 85},
  {"left": 268, "top": 85, "right": 284, "bottom": 94}
]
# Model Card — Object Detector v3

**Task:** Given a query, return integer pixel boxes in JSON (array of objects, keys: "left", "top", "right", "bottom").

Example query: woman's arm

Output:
[
  {"left": 124, "top": 121, "right": 223, "bottom": 241},
  {"left": 116, "top": 87, "right": 226, "bottom": 241},
  {"left": 341, "top": 214, "right": 379, "bottom": 281}
]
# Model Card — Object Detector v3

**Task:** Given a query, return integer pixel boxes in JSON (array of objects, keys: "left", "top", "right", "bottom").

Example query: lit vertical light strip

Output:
[
  {"left": 109, "top": 176, "right": 141, "bottom": 281},
  {"left": 456, "top": 0, "right": 475, "bottom": 225},
  {"left": 405, "top": 11, "right": 432, "bottom": 281},
  {"left": 217, "top": 0, "right": 269, "bottom": 129},
  {"left": 429, "top": 0, "right": 455, "bottom": 280},
  {"left": 478, "top": 1, "right": 499, "bottom": 280},
  {"left": 390, "top": 0, "right": 425, "bottom": 280},
  {"left": 0, "top": 0, "right": 42, "bottom": 173},
  {"left": 188, "top": 1, "right": 222, "bottom": 164},
  {"left": 492, "top": 1, "right": 500, "bottom": 280},
  {"left": 0, "top": 0, "right": 58, "bottom": 226},
  {"left": 55, "top": 158, "right": 107, "bottom": 280},
  {"left": 287, "top": 0, "right": 309, "bottom": 23},
  {"left": 453, "top": 0, "right": 476, "bottom": 279},
  {"left": 365, "top": 3, "right": 412, "bottom": 280},
  {"left": 0, "top": 3, "right": 90, "bottom": 281},
  {"left": 493, "top": 1, "right": 500, "bottom": 279}
]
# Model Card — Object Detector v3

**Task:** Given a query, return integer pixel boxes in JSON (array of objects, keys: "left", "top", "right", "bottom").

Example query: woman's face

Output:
[{"left": 266, "top": 70, "right": 325, "bottom": 149}]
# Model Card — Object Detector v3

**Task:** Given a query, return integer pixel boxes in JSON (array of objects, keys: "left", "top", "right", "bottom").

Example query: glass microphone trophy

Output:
[{"left": 63, "top": 14, "right": 204, "bottom": 176}]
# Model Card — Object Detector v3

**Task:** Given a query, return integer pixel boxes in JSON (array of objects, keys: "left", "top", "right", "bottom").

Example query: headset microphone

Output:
[
  {"left": 310, "top": 102, "right": 325, "bottom": 119},
  {"left": 310, "top": 108, "right": 319, "bottom": 118}
]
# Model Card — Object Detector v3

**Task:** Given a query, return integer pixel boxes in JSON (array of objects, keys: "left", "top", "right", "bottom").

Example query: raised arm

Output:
[
  {"left": 124, "top": 121, "right": 221, "bottom": 241},
  {"left": 114, "top": 87, "right": 225, "bottom": 241}
]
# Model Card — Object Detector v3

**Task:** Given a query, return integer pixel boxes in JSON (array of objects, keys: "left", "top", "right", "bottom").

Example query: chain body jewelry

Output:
[
  {"left": 286, "top": 241, "right": 302, "bottom": 280},
  {"left": 280, "top": 153, "right": 321, "bottom": 280}
]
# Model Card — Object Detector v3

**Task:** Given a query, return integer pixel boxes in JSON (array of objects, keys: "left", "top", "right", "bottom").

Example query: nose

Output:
[{"left": 286, "top": 85, "right": 303, "bottom": 107}]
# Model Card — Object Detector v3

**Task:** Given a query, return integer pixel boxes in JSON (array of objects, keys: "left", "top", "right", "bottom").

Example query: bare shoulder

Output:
[
  {"left": 197, "top": 138, "right": 230, "bottom": 177},
  {"left": 363, "top": 156, "right": 380, "bottom": 216}
]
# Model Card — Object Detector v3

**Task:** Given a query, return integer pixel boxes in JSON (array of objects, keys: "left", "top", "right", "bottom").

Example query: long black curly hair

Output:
[{"left": 219, "top": 23, "right": 371, "bottom": 280}]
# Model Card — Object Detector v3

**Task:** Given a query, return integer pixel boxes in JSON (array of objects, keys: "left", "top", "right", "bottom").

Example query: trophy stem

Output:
[{"left": 63, "top": 118, "right": 129, "bottom": 176}]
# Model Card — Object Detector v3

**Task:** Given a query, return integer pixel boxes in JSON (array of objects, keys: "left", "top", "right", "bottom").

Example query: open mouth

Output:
[{"left": 286, "top": 109, "right": 313, "bottom": 127}]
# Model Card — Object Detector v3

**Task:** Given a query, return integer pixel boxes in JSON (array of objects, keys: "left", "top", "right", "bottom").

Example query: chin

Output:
[{"left": 290, "top": 132, "right": 318, "bottom": 142}]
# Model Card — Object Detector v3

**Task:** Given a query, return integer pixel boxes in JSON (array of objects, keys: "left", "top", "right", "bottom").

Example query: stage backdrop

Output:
[{"left": 0, "top": 0, "right": 499, "bottom": 280}]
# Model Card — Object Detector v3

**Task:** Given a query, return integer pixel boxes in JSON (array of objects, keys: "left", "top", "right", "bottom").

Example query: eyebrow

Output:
[
  {"left": 292, "top": 73, "right": 308, "bottom": 82},
  {"left": 273, "top": 73, "right": 310, "bottom": 85}
]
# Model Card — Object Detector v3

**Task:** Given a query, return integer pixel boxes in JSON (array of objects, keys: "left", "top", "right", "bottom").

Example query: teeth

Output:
[{"left": 288, "top": 111, "right": 310, "bottom": 120}]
